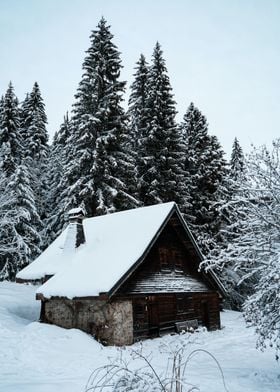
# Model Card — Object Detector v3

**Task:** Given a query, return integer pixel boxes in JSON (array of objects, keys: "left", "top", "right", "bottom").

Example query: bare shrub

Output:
[{"left": 85, "top": 334, "right": 229, "bottom": 392}]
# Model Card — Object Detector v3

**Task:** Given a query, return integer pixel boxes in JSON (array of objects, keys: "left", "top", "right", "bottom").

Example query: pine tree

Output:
[
  {"left": 128, "top": 54, "right": 149, "bottom": 149},
  {"left": 21, "top": 82, "right": 48, "bottom": 161},
  {"left": 0, "top": 83, "right": 22, "bottom": 177},
  {"left": 91, "top": 126, "right": 138, "bottom": 216},
  {"left": 63, "top": 17, "right": 137, "bottom": 216},
  {"left": 0, "top": 83, "right": 43, "bottom": 280},
  {"left": 181, "top": 103, "right": 227, "bottom": 253},
  {"left": 0, "top": 95, "right": 4, "bottom": 118},
  {"left": 20, "top": 82, "right": 49, "bottom": 220},
  {"left": 0, "top": 163, "right": 41, "bottom": 280},
  {"left": 0, "top": 95, "right": 3, "bottom": 160},
  {"left": 0, "top": 171, "right": 15, "bottom": 280},
  {"left": 230, "top": 137, "right": 245, "bottom": 181},
  {"left": 45, "top": 113, "right": 72, "bottom": 243},
  {"left": 137, "top": 42, "right": 187, "bottom": 207}
]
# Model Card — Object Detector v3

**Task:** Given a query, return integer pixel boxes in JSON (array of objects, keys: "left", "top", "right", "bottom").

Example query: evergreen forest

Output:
[{"left": 0, "top": 18, "right": 279, "bottom": 358}]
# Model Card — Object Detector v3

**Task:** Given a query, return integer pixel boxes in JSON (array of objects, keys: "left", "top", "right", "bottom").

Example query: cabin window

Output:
[
  {"left": 158, "top": 247, "right": 183, "bottom": 272},
  {"left": 133, "top": 303, "right": 146, "bottom": 331},
  {"left": 159, "top": 248, "right": 171, "bottom": 271},
  {"left": 173, "top": 249, "right": 183, "bottom": 271},
  {"left": 134, "top": 304, "right": 145, "bottom": 320}
]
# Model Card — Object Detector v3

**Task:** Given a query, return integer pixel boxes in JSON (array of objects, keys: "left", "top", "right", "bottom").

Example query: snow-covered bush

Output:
[
  {"left": 242, "top": 141, "right": 280, "bottom": 358},
  {"left": 244, "top": 253, "right": 280, "bottom": 359},
  {"left": 205, "top": 139, "right": 280, "bottom": 356}
]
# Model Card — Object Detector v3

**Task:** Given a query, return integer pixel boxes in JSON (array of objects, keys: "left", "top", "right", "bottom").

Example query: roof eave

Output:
[{"left": 173, "top": 205, "right": 227, "bottom": 297}]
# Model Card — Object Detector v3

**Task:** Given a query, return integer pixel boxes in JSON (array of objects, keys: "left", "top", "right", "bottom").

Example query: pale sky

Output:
[{"left": 1, "top": 0, "right": 280, "bottom": 154}]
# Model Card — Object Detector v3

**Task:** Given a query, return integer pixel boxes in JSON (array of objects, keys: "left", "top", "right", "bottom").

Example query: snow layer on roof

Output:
[
  {"left": 16, "top": 229, "right": 69, "bottom": 280},
  {"left": 37, "top": 202, "right": 176, "bottom": 299},
  {"left": 68, "top": 207, "right": 84, "bottom": 215}
]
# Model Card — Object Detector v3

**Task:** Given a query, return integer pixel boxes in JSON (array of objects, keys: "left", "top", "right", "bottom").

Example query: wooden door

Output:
[
  {"left": 200, "top": 301, "right": 210, "bottom": 329},
  {"left": 148, "top": 296, "right": 159, "bottom": 337}
]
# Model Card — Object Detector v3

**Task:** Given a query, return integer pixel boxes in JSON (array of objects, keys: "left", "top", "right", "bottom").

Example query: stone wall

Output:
[{"left": 42, "top": 298, "right": 133, "bottom": 346}]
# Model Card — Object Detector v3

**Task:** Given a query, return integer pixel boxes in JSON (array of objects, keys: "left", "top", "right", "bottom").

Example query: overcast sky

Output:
[{"left": 1, "top": 0, "right": 280, "bottom": 154}]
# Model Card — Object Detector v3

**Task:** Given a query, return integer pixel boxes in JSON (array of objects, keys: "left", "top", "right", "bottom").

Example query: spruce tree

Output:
[
  {"left": 0, "top": 164, "right": 41, "bottom": 280},
  {"left": 128, "top": 54, "right": 149, "bottom": 149},
  {"left": 0, "top": 83, "right": 42, "bottom": 280},
  {"left": 0, "top": 83, "right": 22, "bottom": 177},
  {"left": 181, "top": 103, "right": 227, "bottom": 253},
  {"left": 63, "top": 17, "right": 137, "bottom": 216},
  {"left": 45, "top": 114, "right": 72, "bottom": 243},
  {"left": 137, "top": 43, "right": 186, "bottom": 207},
  {"left": 0, "top": 95, "right": 4, "bottom": 118},
  {"left": 0, "top": 171, "right": 15, "bottom": 280},
  {"left": 20, "top": 82, "right": 49, "bottom": 220},
  {"left": 21, "top": 83, "right": 48, "bottom": 161},
  {"left": 230, "top": 137, "right": 245, "bottom": 181},
  {"left": 201, "top": 138, "right": 254, "bottom": 309}
]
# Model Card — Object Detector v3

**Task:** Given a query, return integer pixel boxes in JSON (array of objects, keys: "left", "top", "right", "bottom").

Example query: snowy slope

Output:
[{"left": 0, "top": 282, "right": 279, "bottom": 392}]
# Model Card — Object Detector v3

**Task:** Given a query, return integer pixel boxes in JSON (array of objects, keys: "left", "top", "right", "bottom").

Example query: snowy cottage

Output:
[{"left": 16, "top": 202, "right": 225, "bottom": 346}]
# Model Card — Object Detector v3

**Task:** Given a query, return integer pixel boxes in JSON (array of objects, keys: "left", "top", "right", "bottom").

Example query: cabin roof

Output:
[
  {"left": 24, "top": 202, "right": 176, "bottom": 297},
  {"left": 68, "top": 207, "right": 84, "bottom": 215},
  {"left": 16, "top": 228, "right": 69, "bottom": 281},
  {"left": 17, "top": 202, "right": 225, "bottom": 299}
]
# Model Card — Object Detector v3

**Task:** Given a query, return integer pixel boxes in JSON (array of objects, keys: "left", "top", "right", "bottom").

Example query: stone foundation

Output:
[{"left": 42, "top": 298, "right": 133, "bottom": 346}]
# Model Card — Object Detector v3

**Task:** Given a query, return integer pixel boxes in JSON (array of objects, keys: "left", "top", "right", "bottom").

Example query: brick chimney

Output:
[{"left": 63, "top": 207, "right": 86, "bottom": 251}]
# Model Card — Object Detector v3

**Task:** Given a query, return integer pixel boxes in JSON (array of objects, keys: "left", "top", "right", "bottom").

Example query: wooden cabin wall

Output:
[
  {"left": 117, "top": 214, "right": 215, "bottom": 295},
  {"left": 131, "top": 292, "right": 220, "bottom": 340},
  {"left": 116, "top": 213, "right": 221, "bottom": 341}
]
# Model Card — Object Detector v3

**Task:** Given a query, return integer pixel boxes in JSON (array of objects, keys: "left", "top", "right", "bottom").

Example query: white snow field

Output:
[{"left": 0, "top": 282, "right": 279, "bottom": 392}]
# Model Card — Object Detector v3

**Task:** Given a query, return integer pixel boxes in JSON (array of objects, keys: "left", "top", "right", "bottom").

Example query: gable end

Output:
[{"left": 108, "top": 204, "right": 226, "bottom": 297}]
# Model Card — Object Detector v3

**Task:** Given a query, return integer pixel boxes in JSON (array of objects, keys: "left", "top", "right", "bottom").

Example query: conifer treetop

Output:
[
  {"left": 230, "top": 137, "right": 245, "bottom": 181},
  {"left": 73, "top": 17, "right": 125, "bottom": 120},
  {"left": 60, "top": 18, "right": 136, "bottom": 218},
  {"left": 21, "top": 81, "right": 48, "bottom": 161},
  {"left": 0, "top": 83, "right": 22, "bottom": 176},
  {"left": 136, "top": 42, "right": 186, "bottom": 207},
  {"left": 128, "top": 53, "right": 149, "bottom": 111}
]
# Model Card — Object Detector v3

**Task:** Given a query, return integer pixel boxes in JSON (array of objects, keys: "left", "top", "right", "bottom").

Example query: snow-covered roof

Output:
[
  {"left": 16, "top": 229, "right": 70, "bottom": 281},
  {"left": 20, "top": 202, "right": 178, "bottom": 299},
  {"left": 68, "top": 207, "right": 84, "bottom": 215}
]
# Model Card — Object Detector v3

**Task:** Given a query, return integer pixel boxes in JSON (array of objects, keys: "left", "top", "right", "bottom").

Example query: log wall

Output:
[
  {"left": 116, "top": 213, "right": 221, "bottom": 341},
  {"left": 131, "top": 292, "right": 220, "bottom": 341}
]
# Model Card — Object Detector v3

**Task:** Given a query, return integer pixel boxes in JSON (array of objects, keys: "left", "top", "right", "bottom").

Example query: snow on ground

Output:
[{"left": 0, "top": 282, "right": 279, "bottom": 392}]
